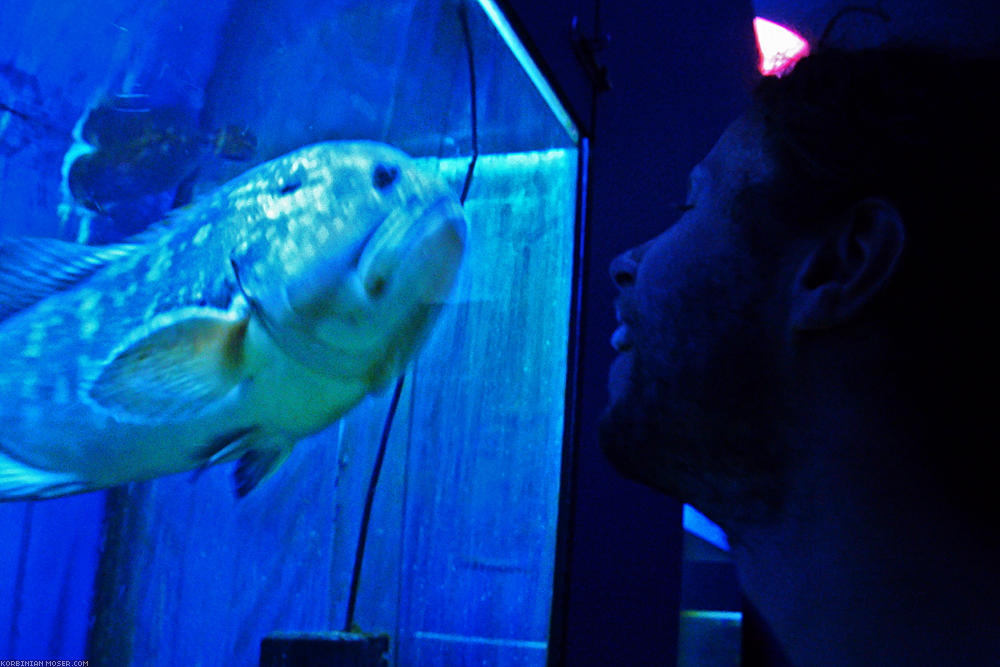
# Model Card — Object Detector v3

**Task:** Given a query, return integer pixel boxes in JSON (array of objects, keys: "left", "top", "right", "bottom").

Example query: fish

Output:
[
  {"left": 68, "top": 97, "right": 258, "bottom": 217},
  {"left": 0, "top": 141, "right": 466, "bottom": 501}
]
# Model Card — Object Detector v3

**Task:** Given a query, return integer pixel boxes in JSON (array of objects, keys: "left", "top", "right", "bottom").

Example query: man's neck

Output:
[{"left": 728, "top": 432, "right": 998, "bottom": 666}]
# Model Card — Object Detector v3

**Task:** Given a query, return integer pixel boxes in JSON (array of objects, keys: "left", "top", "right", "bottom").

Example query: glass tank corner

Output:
[{"left": 1, "top": 1, "right": 581, "bottom": 666}]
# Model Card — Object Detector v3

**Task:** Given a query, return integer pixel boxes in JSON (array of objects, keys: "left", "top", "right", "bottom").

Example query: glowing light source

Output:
[{"left": 753, "top": 16, "right": 810, "bottom": 76}]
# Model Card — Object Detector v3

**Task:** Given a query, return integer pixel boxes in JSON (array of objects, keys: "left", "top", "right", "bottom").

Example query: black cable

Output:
[
  {"left": 458, "top": 1, "right": 478, "bottom": 205},
  {"left": 342, "top": 0, "right": 480, "bottom": 633},
  {"left": 343, "top": 373, "right": 406, "bottom": 632}
]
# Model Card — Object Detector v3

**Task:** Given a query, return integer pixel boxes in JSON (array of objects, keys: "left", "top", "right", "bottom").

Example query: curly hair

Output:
[
  {"left": 747, "top": 46, "right": 999, "bottom": 520},
  {"left": 754, "top": 47, "right": 997, "bottom": 224}
]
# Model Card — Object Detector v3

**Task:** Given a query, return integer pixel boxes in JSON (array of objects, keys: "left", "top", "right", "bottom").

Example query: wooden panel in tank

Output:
[
  {"left": 396, "top": 150, "right": 577, "bottom": 665},
  {"left": 86, "top": 150, "right": 576, "bottom": 666},
  {"left": 88, "top": 389, "right": 412, "bottom": 666},
  {"left": 0, "top": 495, "right": 104, "bottom": 659},
  {"left": 3, "top": 1, "right": 577, "bottom": 664}
]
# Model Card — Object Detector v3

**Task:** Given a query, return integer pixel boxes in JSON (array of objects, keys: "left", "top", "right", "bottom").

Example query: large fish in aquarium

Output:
[{"left": 0, "top": 142, "right": 465, "bottom": 501}]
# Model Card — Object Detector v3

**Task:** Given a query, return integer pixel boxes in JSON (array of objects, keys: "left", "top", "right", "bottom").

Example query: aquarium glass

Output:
[{"left": 0, "top": 0, "right": 579, "bottom": 665}]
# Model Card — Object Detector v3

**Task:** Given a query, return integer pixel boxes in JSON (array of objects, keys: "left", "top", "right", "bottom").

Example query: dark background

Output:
[{"left": 502, "top": 1, "right": 756, "bottom": 664}]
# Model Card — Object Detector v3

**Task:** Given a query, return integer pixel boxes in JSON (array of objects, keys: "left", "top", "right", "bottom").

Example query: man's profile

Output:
[{"left": 599, "top": 46, "right": 999, "bottom": 665}]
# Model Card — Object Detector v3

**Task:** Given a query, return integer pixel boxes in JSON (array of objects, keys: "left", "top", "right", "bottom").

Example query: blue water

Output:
[{"left": 1, "top": 1, "right": 577, "bottom": 664}]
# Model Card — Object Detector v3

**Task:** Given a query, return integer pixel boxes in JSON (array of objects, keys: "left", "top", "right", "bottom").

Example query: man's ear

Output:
[{"left": 790, "top": 198, "right": 906, "bottom": 332}]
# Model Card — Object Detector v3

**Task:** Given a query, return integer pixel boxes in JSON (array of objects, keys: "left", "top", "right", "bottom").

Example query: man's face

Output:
[{"left": 599, "top": 115, "right": 792, "bottom": 529}]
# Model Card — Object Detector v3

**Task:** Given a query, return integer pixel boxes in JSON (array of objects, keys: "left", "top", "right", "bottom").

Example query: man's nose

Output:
[{"left": 609, "top": 240, "right": 651, "bottom": 288}]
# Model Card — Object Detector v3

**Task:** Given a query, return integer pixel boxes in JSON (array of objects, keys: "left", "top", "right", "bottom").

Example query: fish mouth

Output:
[
  {"left": 354, "top": 194, "right": 466, "bottom": 304},
  {"left": 248, "top": 192, "right": 465, "bottom": 380},
  {"left": 280, "top": 194, "right": 465, "bottom": 317}
]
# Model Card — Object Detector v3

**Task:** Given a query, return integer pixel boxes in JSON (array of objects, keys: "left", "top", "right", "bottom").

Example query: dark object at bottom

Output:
[{"left": 260, "top": 631, "right": 390, "bottom": 667}]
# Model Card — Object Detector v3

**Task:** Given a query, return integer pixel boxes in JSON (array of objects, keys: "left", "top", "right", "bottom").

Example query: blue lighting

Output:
[{"left": 683, "top": 504, "right": 730, "bottom": 551}]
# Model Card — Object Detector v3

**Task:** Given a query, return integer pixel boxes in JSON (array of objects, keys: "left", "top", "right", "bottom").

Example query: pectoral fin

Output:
[
  {"left": 89, "top": 310, "right": 249, "bottom": 422},
  {"left": 191, "top": 429, "right": 293, "bottom": 497},
  {"left": 234, "top": 445, "right": 291, "bottom": 497}
]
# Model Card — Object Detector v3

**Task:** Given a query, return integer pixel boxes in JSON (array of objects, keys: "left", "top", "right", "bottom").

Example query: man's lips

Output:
[
  {"left": 612, "top": 299, "right": 636, "bottom": 352},
  {"left": 611, "top": 324, "right": 633, "bottom": 352}
]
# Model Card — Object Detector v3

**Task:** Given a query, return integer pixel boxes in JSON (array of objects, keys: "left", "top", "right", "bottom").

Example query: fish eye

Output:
[
  {"left": 367, "top": 275, "right": 386, "bottom": 298},
  {"left": 278, "top": 180, "right": 302, "bottom": 195},
  {"left": 372, "top": 163, "right": 400, "bottom": 191}
]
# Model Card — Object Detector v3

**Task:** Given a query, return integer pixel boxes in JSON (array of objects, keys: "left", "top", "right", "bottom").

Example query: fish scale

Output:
[{"left": 0, "top": 141, "right": 466, "bottom": 501}]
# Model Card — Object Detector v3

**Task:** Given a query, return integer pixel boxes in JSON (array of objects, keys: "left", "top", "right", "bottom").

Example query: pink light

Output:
[{"left": 753, "top": 16, "right": 810, "bottom": 76}]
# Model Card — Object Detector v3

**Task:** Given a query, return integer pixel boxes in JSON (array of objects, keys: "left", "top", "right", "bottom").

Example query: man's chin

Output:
[
  {"left": 598, "top": 381, "right": 707, "bottom": 504},
  {"left": 599, "top": 380, "right": 787, "bottom": 531},
  {"left": 597, "top": 395, "right": 653, "bottom": 486},
  {"left": 607, "top": 352, "right": 634, "bottom": 404}
]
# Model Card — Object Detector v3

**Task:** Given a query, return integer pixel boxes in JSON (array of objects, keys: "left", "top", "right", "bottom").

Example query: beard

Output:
[{"left": 598, "top": 279, "right": 790, "bottom": 534}]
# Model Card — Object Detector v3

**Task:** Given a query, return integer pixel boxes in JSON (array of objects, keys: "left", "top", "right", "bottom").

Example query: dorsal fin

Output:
[
  {"left": 124, "top": 185, "right": 225, "bottom": 243},
  {"left": 0, "top": 237, "right": 134, "bottom": 321}
]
